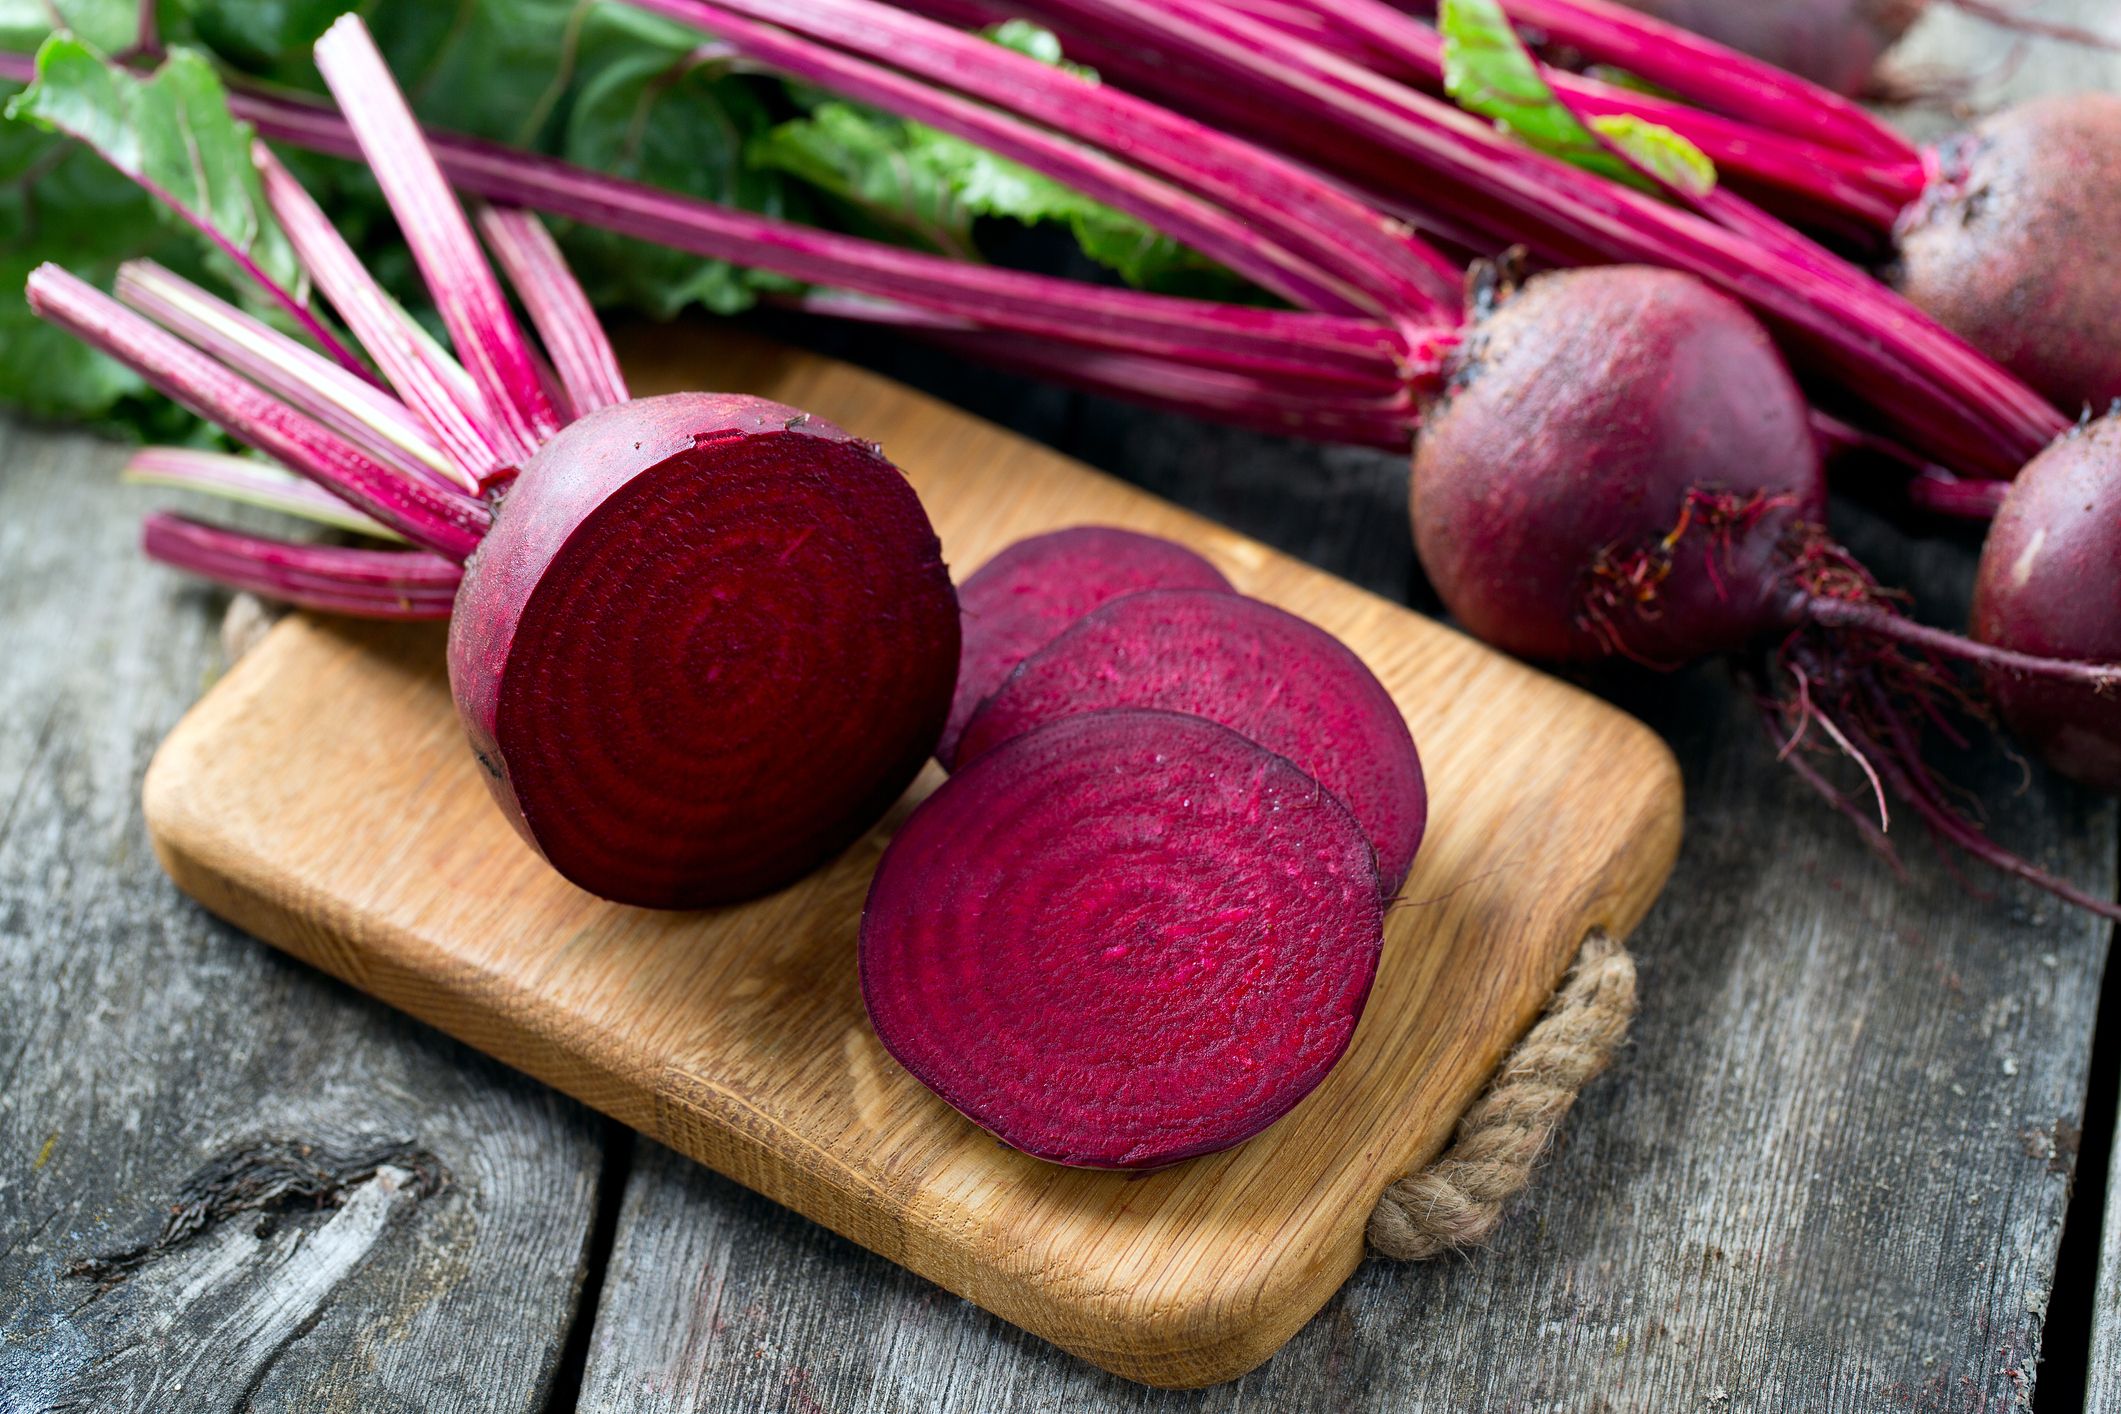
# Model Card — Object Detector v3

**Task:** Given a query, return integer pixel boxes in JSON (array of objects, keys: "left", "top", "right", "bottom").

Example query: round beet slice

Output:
[
  {"left": 955, "top": 589, "right": 1425, "bottom": 891},
  {"left": 940, "top": 526, "right": 1232, "bottom": 767},
  {"left": 860, "top": 709, "right": 1385, "bottom": 1169},
  {"left": 450, "top": 392, "right": 959, "bottom": 908}
]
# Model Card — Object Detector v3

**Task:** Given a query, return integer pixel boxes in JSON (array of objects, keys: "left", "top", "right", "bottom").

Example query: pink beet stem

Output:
[
  {"left": 256, "top": 146, "right": 503, "bottom": 493},
  {"left": 27, "top": 264, "right": 488, "bottom": 559},
  {"left": 1463, "top": 0, "right": 1918, "bottom": 163},
  {"left": 1292, "top": 0, "right": 1923, "bottom": 229},
  {"left": 1008, "top": 0, "right": 2062, "bottom": 478},
  {"left": 619, "top": 0, "right": 1442, "bottom": 322},
  {"left": 313, "top": 15, "right": 562, "bottom": 461},
  {"left": 1906, "top": 471, "right": 2009, "bottom": 521},
  {"left": 219, "top": 82, "right": 1413, "bottom": 386},
  {"left": 123, "top": 446, "right": 402, "bottom": 539},
  {"left": 475, "top": 206, "right": 630, "bottom": 416},
  {"left": 143, "top": 512, "right": 460, "bottom": 619},
  {"left": 655, "top": 0, "right": 1463, "bottom": 318},
  {"left": 114, "top": 260, "right": 458, "bottom": 489}
]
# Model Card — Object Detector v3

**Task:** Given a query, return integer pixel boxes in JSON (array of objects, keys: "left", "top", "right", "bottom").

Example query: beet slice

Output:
[
  {"left": 450, "top": 392, "right": 959, "bottom": 908},
  {"left": 861, "top": 709, "right": 1385, "bottom": 1169},
  {"left": 955, "top": 589, "right": 1425, "bottom": 891},
  {"left": 940, "top": 526, "right": 1232, "bottom": 767}
]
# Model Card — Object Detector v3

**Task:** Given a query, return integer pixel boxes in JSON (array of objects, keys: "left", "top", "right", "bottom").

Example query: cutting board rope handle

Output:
[{"left": 1366, "top": 929, "right": 1637, "bottom": 1261}]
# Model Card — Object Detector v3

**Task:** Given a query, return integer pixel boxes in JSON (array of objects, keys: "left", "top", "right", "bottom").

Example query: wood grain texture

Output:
[
  {"left": 139, "top": 330, "right": 1682, "bottom": 1388},
  {"left": 0, "top": 421, "right": 606, "bottom": 1414}
]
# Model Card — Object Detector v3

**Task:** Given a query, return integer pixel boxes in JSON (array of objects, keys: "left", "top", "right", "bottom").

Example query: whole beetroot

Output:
[
  {"left": 1413, "top": 264, "right": 2121, "bottom": 918},
  {"left": 1896, "top": 95, "right": 2121, "bottom": 416},
  {"left": 1972, "top": 416, "right": 2121, "bottom": 794}
]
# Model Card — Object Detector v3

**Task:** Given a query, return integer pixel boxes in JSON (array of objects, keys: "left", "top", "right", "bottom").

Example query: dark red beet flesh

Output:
[
  {"left": 860, "top": 709, "right": 1384, "bottom": 1169},
  {"left": 1897, "top": 95, "right": 2121, "bottom": 415},
  {"left": 1614, "top": 0, "right": 1919, "bottom": 97},
  {"left": 1972, "top": 417, "right": 2121, "bottom": 794},
  {"left": 940, "top": 526, "right": 1232, "bottom": 767},
  {"left": 957, "top": 588, "right": 1426, "bottom": 891},
  {"left": 449, "top": 391, "right": 959, "bottom": 908},
  {"left": 1412, "top": 266, "right": 1823, "bottom": 665}
]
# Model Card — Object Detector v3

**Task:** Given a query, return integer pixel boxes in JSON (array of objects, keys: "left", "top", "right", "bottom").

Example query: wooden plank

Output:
[
  {"left": 139, "top": 332, "right": 1681, "bottom": 1388},
  {"left": 0, "top": 421, "right": 607, "bottom": 1412}
]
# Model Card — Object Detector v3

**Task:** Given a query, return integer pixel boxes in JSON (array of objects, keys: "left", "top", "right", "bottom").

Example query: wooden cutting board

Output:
[{"left": 141, "top": 327, "right": 1682, "bottom": 1388}]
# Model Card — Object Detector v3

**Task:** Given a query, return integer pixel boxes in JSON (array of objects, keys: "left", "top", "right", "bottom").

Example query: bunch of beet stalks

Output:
[
  {"left": 867, "top": 526, "right": 1424, "bottom": 1167},
  {"left": 22, "top": 8, "right": 2121, "bottom": 911}
]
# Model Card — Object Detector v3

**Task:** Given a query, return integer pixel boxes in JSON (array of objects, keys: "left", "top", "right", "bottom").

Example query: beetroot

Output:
[
  {"left": 957, "top": 588, "right": 1426, "bottom": 891},
  {"left": 1415, "top": 266, "right": 1822, "bottom": 666},
  {"left": 1972, "top": 417, "right": 2121, "bottom": 794},
  {"left": 941, "top": 526, "right": 1232, "bottom": 767},
  {"left": 860, "top": 709, "right": 1385, "bottom": 1169},
  {"left": 450, "top": 394, "right": 956, "bottom": 907},
  {"left": 28, "top": 16, "right": 958, "bottom": 909},
  {"left": 1414, "top": 264, "right": 2121, "bottom": 918},
  {"left": 1896, "top": 95, "right": 2121, "bottom": 416}
]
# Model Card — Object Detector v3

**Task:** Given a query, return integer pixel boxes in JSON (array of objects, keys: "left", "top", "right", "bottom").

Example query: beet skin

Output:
[
  {"left": 860, "top": 709, "right": 1385, "bottom": 1169},
  {"left": 1412, "top": 266, "right": 1823, "bottom": 665},
  {"left": 957, "top": 588, "right": 1425, "bottom": 891},
  {"left": 1897, "top": 95, "right": 2121, "bottom": 415},
  {"left": 1972, "top": 416, "right": 2121, "bottom": 794},
  {"left": 450, "top": 392, "right": 959, "bottom": 908},
  {"left": 940, "top": 526, "right": 1232, "bottom": 767}
]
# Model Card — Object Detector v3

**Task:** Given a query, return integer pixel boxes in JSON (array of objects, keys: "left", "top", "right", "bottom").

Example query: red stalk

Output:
[
  {"left": 634, "top": 0, "right": 1463, "bottom": 325},
  {"left": 114, "top": 261, "right": 458, "bottom": 489},
  {"left": 256, "top": 147, "right": 506, "bottom": 493},
  {"left": 28, "top": 263, "right": 488, "bottom": 559},
  {"left": 475, "top": 206, "right": 631, "bottom": 416},
  {"left": 313, "top": 17, "right": 562, "bottom": 462},
  {"left": 142, "top": 513, "right": 459, "bottom": 619}
]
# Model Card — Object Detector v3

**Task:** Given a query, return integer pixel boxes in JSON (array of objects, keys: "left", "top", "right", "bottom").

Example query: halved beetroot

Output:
[
  {"left": 955, "top": 589, "right": 1425, "bottom": 891},
  {"left": 860, "top": 709, "right": 1385, "bottom": 1169},
  {"left": 939, "top": 526, "right": 1232, "bottom": 767},
  {"left": 450, "top": 393, "right": 959, "bottom": 908}
]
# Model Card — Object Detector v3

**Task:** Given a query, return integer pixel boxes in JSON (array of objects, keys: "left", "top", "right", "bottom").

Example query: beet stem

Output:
[
  {"left": 313, "top": 17, "right": 562, "bottom": 462},
  {"left": 1479, "top": 0, "right": 1918, "bottom": 163},
  {"left": 1803, "top": 596, "right": 2121, "bottom": 692},
  {"left": 26, "top": 264, "right": 488, "bottom": 559},
  {"left": 122, "top": 447, "right": 403, "bottom": 540},
  {"left": 215, "top": 78, "right": 1417, "bottom": 386},
  {"left": 630, "top": 0, "right": 1454, "bottom": 322},
  {"left": 114, "top": 260, "right": 458, "bottom": 489},
  {"left": 474, "top": 206, "right": 631, "bottom": 416},
  {"left": 142, "top": 512, "right": 461, "bottom": 619},
  {"left": 1945, "top": 0, "right": 2121, "bottom": 51},
  {"left": 255, "top": 147, "right": 503, "bottom": 493},
  {"left": 1007, "top": 0, "right": 2062, "bottom": 476}
]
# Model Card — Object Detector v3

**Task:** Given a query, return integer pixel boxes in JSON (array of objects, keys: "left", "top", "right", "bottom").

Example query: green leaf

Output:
[
  {"left": 753, "top": 24, "right": 1237, "bottom": 293},
  {"left": 1590, "top": 114, "right": 1716, "bottom": 199},
  {"left": 1439, "top": 0, "right": 1635, "bottom": 185},
  {"left": 1438, "top": 0, "right": 1713, "bottom": 198},
  {"left": 6, "top": 36, "right": 304, "bottom": 298},
  {"left": 0, "top": 0, "right": 137, "bottom": 54},
  {"left": 559, "top": 15, "right": 795, "bottom": 317}
]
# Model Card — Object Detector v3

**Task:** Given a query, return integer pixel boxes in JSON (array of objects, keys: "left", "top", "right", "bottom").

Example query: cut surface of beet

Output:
[
  {"left": 450, "top": 391, "right": 959, "bottom": 908},
  {"left": 956, "top": 589, "right": 1425, "bottom": 891},
  {"left": 940, "top": 526, "right": 1232, "bottom": 767},
  {"left": 861, "top": 709, "right": 1385, "bottom": 1169}
]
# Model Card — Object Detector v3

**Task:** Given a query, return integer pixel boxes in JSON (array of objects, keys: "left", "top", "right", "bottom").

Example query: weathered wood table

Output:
[{"left": 4, "top": 10, "right": 2119, "bottom": 1410}]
